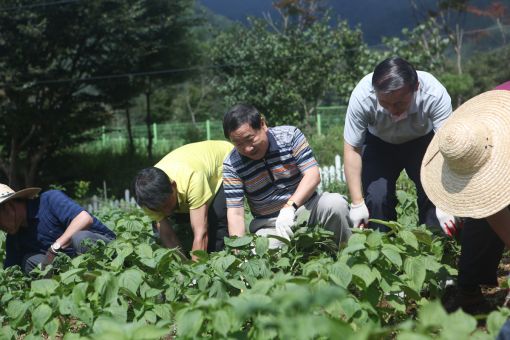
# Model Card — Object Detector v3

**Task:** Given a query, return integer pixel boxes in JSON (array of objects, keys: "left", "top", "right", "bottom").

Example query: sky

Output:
[{"left": 198, "top": 0, "right": 419, "bottom": 44}]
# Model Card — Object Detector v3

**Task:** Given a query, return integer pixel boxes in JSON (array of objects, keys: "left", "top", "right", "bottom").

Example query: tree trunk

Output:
[
  {"left": 24, "top": 148, "right": 45, "bottom": 187},
  {"left": 125, "top": 107, "right": 135, "bottom": 156},
  {"left": 7, "top": 137, "right": 22, "bottom": 190},
  {"left": 145, "top": 83, "right": 153, "bottom": 161}
]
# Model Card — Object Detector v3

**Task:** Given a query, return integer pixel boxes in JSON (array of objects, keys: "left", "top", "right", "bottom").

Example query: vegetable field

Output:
[{"left": 1, "top": 193, "right": 509, "bottom": 339}]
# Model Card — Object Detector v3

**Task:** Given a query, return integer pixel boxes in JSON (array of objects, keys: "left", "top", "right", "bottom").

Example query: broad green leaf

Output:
[
  {"left": 486, "top": 310, "right": 510, "bottom": 336},
  {"left": 209, "top": 280, "right": 228, "bottom": 299},
  {"left": 59, "top": 268, "right": 86, "bottom": 284},
  {"left": 382, "top": 247, "right": 402, "bottom": 267},
  {"left": 104, "top": 302, "right": 128, "bottom": 323},
  {"left": 224, "top": 235, "right": 253, "bottom": 248},
  {"left": 119, "top": 268, "right": 144, "bottom": 295},
  {"left": 441, "top": 309, "right": 477, "bottom": 338},
  {"left": 328, "top": 262, "right": 352, "bottom": 288},
  {"left": 342, "top": 243, "right": 366, "bottom": 255},
  {"left": 397, "top": 332, "right": 432, "bottom": 340},
  {"left": 176, "top": 309, "right": 204, "bottom": 337},
  {"left": 213, "top": 310, "right": 232, "bottom": 336},
  {"left": 0, "top": 326, "right": 15, "bottom": 340},
  {"left": 6, "top": 300, "right": 29, "bottom": 326},
  {"left": 417, "top": 301, "right": 447, "bottom": 328},
  {"left": 227, "top": 279, "right": 246, "bottom": 291},
  {"left": 404, "top": 257, "right": 426, "bottom": 292},
  {"left": 32, "top": 303, "right": 53, "bottom": 331},
  {"left": 339, "top": 297, "right": 361, "bottom": 320},
  {"left": 364, "top": 249, "right": 379, "bottom": 263},
  {"left": 399, "top": 230, "right": 419, "bottom": 250},
  {"left": 72, "top": 282, "right": 88, "bottom": 305},
  {"left": 132, "top": 326, "right": 170, "bottom": 339},
  {"left": 366, "top": 231, "right": 383, "bottom": 248},
  {"left": 153, "top": 304, "right": 172, "bottom": 320},
  {"left": 347, "top": 233, "right": 367, "bottom": 245},
  {"left": 351, "top": 264, "right": 375, "bottom": 287},
  {"left": 31, "top": 279, "right": 58, "bottom": 296},
  {"left": 135, "top": 243, "right": 153, "bottom": 258},
  {"left": 44, "top": 317, "right": 60, "bottom": 337},
  {"left": 255, "top": 236, "right": 269, "bottom": 256},
  {"left": 212, "top": 254, "right": 236, "bottom": 274}
]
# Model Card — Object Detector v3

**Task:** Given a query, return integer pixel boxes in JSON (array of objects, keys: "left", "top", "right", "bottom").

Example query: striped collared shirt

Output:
[{"left": 223, "top": 125, "right": 318, "bottom": 218}]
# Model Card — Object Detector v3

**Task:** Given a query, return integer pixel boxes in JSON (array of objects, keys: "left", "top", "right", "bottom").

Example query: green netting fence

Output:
[{"left": 75, "top": 106, "right": 346, "bottom": 154}]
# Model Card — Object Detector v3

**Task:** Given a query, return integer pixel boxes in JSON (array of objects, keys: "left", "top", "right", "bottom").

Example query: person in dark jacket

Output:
[{"left": 0, "top": 183, "right": 115, "bottom": 274}]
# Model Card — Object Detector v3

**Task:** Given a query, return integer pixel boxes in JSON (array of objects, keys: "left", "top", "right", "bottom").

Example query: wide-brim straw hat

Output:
[
  {"left": 421, "top": 90, "right": 510, "bottom": 218},
  {"left": 0, "top": 183, "right": 41, "bottom": 205}
]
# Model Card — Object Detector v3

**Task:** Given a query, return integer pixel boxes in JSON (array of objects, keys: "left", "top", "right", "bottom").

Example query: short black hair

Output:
[
  {"left": 133, "top": 167, "right": 173, "bottom": 210},
  {"left": 223, "top": 103, "right": 263, "bottom": 139},
  {"left": 372, "top": 57, "right": 418, "bottom": 94}
]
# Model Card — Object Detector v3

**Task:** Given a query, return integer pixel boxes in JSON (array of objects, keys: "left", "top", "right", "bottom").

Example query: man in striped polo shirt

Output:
[{"left": 222, "top": 103, "right": 352, "bottom": 248}]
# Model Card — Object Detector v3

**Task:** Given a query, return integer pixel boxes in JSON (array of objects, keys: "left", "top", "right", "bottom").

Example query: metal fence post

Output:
[
  {"left": 153, "top": 123, "right": 158, "bottom": 144},
  {"left": 206, "top": 119, "right": 211, "bottom": 140},
  {"left": 102, "top": 126, "right": 106, "bottom": 146},
  {"left": 317, "top": 113, "right": 322, "bottom": 136}
]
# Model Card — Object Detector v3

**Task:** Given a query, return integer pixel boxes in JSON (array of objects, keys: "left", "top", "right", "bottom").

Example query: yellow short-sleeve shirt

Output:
[{"left": 145, "top": 140, "right": 233, "bottom": 222}]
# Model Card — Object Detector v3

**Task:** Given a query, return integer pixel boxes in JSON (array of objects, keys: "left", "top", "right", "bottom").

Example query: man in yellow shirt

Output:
[{"left": 133, "top": 141, "right": 233, "bottom": 257}]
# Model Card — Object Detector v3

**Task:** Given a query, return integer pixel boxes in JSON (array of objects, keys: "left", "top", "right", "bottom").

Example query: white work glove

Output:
[
  {"left": 436, "top": 207, "right": 463, "bottom": 237},
  {"left": 349, "top": 200, "right": 369, "bottom": 228},
  {"left": 275, "top": 206, "right": 296, "bottom": 240}
]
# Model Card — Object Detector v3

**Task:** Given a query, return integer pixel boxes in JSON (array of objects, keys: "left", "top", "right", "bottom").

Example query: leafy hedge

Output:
[{"left": 0, "top": 207, "right": 508, "bottom": 339}]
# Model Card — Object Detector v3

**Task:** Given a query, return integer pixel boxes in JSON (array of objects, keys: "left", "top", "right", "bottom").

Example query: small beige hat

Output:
[
  {"left": 421, "top": 90, "right": 510, "bottom": 218},
  {"left": 0, "top": 183, "right": 41, "bottom": 205}
]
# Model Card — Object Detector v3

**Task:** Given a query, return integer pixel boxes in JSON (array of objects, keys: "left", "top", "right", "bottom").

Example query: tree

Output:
[
  {"left": 410, "top": 0, "right": 470, "bottom": 75},
  {"left": 210, "top": 17, "right": 370, "bottom": 127},
  {"left": 93, "top": 0, "right": 196, "bottom": 158},
  {"left": 0, "top": 0, "right": 197, "bottom": 187},
  {"left": 467, "top": 1, "right": 509, "bottom": 44},
  {"left": 382, "top": 18, "right": 450, "bottom": 74}
]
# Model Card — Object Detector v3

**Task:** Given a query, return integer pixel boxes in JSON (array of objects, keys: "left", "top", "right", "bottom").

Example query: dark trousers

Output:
[
  {"left": 458, "top": 217, "right": 505, "bottom": 288},
  {"left": 22, "top": 230, "right": 114, "bottom": 274},
  {"left": 362, "top": 131, "right": 439, "bottom": 231},
  {"left": 172, "top": 184, "right": 228, "bottom": 252}
]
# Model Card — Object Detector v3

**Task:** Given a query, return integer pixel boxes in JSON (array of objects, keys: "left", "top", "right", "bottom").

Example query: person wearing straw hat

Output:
[
  {"left": 343, "top": 56, "right": 459, "bottom": 233},
  {"left": 421, "top": 88, "right": 510, "bottom": 314},
  {"left": 0, "top": 184, "right": 115, "bottom": 274}
]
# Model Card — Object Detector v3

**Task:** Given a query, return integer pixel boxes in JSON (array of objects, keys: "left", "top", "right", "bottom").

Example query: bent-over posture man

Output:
[
  {"left": 343, "top": 56, "right": 457, "bottom": 232},
  {"left": 134, "top": 141, "right": 233, "bottom": 258},
  {"left": 223, "top": 103, "right": 352, "bottom": 248},
  {"left": 1, "top": 184, "right": 115, "bottom": 274}
]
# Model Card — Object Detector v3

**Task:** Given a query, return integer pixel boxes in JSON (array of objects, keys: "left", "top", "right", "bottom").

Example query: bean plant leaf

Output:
[
  {"left": 382, "top": 247, "right": 402, "bottom": 267},
  {"left": 404, "top": 257, "right": 426, "bottom": 292},
  {"left": 44, "top": 318, "right": 60, "bottom": 337},
  {"left": 224, "top": 236, "right": 253, "bottom": 248},
  {"left": 119, "top": 268, "right": 144, "bottom": 295},
  {"left": 328, "top": 262, "right": 352, "bottom": 288},
  {"left": 213, "top": 310, "right": 232, "bottom": 336},
  {"left": 32, "top": 303, "right": 53, "bottom": 331},
  {"left": 255, "top": 237, "right": 269, "bottom": 256},
  {"left": 351, "top": 264, "right": 375, "bottom": 287},
  {"left": 366, "top": 231, "right": 383, "bottom": 248},
  {"left": 176, "top": 309, "right": 204, "bottom": 338},
  {"left": 31, "top": 279, "right": 58, "bottom": 296},
  {"left": 398, "top": 230, "right": 419, "bottom": 250},
  {"left": 6, "top": 300, "right": 29, "bottom": 326}
]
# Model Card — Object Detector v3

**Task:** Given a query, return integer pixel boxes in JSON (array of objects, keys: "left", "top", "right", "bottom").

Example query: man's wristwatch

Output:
[
  {"left": 50, "top": 242, "right": 61, "bottom": 254},
  {"left": 286, "top": 200, "right": 299, "bottom": 210}
]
